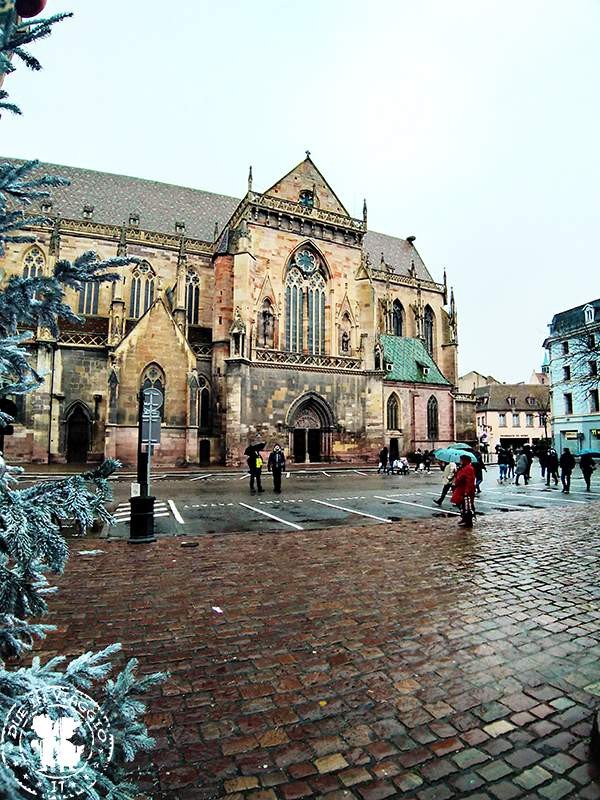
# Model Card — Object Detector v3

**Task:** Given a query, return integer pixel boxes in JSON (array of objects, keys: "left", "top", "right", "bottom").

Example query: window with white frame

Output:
[{"left": 512, "top": 412, "right": 520, "bottom": 427}]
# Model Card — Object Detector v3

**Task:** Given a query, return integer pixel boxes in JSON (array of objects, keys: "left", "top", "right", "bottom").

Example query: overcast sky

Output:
[{"left": 2, "top": 0, "right": 599, "bottom": 382}]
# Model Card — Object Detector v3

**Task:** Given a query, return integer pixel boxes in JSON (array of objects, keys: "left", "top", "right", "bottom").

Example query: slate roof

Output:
[
  {"left": 380, "top": 335, "right": 450, "bottom": 385},
  {"left": 1, "top": 158, "right": 241, "bottom": 242},
  {"left": 363, "top": 231, "right": 434, "bottom": 281},
  {"left": 2, "top": 158, "right": 439, "bottom": 280},
  {"left": 474, "top": 383, "right": 550, "bottom": 412},
  {"left": 549, "top": 298, "right": 600, "bottom": 335}
]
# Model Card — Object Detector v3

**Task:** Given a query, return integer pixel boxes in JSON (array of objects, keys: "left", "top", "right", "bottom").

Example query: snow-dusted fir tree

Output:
[{"left": 0, "top": 4, "right": 167, "bottom": 798}]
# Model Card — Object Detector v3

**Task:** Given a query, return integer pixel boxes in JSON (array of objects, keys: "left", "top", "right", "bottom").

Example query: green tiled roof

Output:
[{"left": 380, "top": 335, "right": 450, "bottom": 385}]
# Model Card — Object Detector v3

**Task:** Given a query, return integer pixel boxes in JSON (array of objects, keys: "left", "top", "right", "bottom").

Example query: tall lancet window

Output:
[
  {"left": 23, "top": 246, "right": 45, "bottom": 279},
  {"left": 284, "top": 247, "right": 328, "bottom": 354},
  {"left": 307, "top": 272, "right": 326, "bottom": 355},
  {"left": 285, "top": 268, "right": 303, "bottom": 352},
  {"left": 186, "top": 269, "right": 200, "bottom": 325},
  {"left": 392, "top": 299, "right": 404, "bottom": 336},
  {"left": 129, "top": 261, "right": 155, "bottom": 318},
  {"left": 424, "top": 305, "right": 434, "bottom": 356}
]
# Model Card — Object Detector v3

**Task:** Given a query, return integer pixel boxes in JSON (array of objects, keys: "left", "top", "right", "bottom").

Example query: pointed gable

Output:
[{"left": 263, "top": 155, "right": 350, "bottom": 217}]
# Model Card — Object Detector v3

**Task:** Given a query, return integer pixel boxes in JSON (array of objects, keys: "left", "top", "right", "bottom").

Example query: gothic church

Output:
[{"left": 1, "top": 154, "right": 458, "bottom": 465}]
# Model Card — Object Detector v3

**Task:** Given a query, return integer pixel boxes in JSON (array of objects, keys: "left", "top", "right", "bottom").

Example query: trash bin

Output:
[{"left": 128, "top": 495, "right": 156, "bottom": 544}]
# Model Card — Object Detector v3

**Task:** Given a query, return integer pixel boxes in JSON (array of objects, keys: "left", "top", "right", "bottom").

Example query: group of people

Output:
[
  {"left": 246, "top": 444, "right": 286, "bottom": 495},
  {"left": 497, "top": 444, "right": 595, "bottom": 493},
  {"left": 377, "top": 447, "right": 410, "bottom": 475}
]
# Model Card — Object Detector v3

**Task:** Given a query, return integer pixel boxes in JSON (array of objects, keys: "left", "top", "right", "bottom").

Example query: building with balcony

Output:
[
  {"left": 544, "top": 299, "right": 600, "bottom": 452},
  {"left": 1, "top": 154, "right": 458, "bottom": 465}
]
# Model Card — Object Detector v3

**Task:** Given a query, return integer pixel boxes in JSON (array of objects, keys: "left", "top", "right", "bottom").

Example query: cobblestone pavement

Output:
[{"left": 36, "top": 504, "right": 600, "bottom": 799}]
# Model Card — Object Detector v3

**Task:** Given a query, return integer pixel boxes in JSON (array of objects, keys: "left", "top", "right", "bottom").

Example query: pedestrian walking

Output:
[
  {"left": 580, "top": 452, "right": 596, "bottom": 491},
  {"left": 377, "top": 446, "right": 388, "bottom": 474},
  {"left": 414, "top": 448, "right": 423, "bottom": 472},
  {"left": 515, "top": 452, "right": 529, "bottom": 486},
  {"left": 451, "top": 454, "right": 476, "bottom": 528},
  {"left": 523, "top": 444, "right": 533, "bottom": 481},
  {"left": 433, "top": 459, "right": 457, "bottom": 506},
  {"left": 559, "top": 447, "right": 576, "bottom": 493},
  {"left": 267, "top": 443, "right": 286, "bottom": 494},
  {"left": 546, "top": 448, "right": 559, "bottom": 486},
  {"left": 247, "top": 446, "right": 264, "bottom": 495},
  {"left": 473, "top": 450, "right": 487, "bottom": 494},
  {"left": 497, "top": 447, "right": 508, "bottom": 483},
  {"left": 423, "top": 449, "right": 432, "bottom": 473},
  {"left": 398, "top": 456, "right": 410, "bottom": 475},
  {"left": 538, "top": 447, "right": 548, "bottom": 479},
  {"left": 507, "top": 448, "right": 515, "bottom": 480}
]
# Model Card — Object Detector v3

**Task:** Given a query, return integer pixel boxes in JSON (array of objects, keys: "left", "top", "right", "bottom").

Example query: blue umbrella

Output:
[
  {"left": 434, "top": 447, "right": 477, "bottom": 463},
  {"left": 450, "top": 442, "right": 475, "bottom": 451},
  {"left": 579, "top": 449, "right": 600, "bottom": 457}
]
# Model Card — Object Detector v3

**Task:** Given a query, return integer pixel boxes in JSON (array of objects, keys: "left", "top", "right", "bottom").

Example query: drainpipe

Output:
[{"left": 47, "top": 343, "right": 56, "bottom": 463}]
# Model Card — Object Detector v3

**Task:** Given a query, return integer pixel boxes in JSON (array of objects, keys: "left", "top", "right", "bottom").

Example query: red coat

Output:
[{"left": 451, "top": 463, "right": 476, "bottom": 505}]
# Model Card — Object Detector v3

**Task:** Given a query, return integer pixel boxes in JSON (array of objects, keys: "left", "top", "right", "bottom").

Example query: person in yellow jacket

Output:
[{"left": 247, "top": 447, "right": 264, "bottom": 495}]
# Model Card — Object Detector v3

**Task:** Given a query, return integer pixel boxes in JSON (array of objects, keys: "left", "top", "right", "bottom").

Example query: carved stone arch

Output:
[
  {"left": 284, "top": 239, "right": 332, "bottom": 281},
  {"left": 285, "top": 391, "right": 336, "bottom": 464},
  {"left": 141, "top": 362, "right": 165, "bottom": 420},
  {"left": 285, "top": 391, "right": 335, "bottom": 429}
]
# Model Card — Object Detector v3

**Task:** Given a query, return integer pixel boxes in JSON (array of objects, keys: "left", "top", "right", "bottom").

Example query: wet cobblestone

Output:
[{"left": 35, "top": 503, "right": 600, "bottom": 798}]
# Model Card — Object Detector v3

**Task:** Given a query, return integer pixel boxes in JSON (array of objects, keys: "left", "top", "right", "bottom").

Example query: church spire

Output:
[
  {"left": 443, "top": 267, "right": 448, "bottom": 304},
  {"left": 363, "top": 198, "right": 367, "bottom": 225},
  {"left": 248, "top": 165, "right": 253, "bottom": 192}
]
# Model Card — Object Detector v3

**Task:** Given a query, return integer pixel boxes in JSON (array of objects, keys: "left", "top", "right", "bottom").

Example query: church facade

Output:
[{"left": 1, "top": 155, "right": 458, "bottom": 466}]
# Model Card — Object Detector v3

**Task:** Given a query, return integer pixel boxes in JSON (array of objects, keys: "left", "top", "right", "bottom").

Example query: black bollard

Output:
[{"left": 128, "top": 495, "right": 156, "bottom": 544}]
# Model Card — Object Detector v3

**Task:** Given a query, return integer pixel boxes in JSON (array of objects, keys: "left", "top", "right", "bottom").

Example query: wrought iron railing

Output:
[{"left": 60, "top": 330, "right": 107, "bottom": 347}]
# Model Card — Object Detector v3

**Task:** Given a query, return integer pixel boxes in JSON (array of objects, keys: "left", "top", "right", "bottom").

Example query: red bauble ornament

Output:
[{"left": 16, "top": 0, "right": 47, "bottom": 18}]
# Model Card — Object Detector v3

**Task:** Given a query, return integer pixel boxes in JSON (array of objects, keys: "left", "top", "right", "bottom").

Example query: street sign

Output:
[{"left": 141, "top": 387, "right": 163, "bottom": 445}]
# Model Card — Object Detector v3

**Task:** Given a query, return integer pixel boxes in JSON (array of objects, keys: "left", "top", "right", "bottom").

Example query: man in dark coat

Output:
[
  {"left": 248, "top": 447, "right": 264, "bottom": 495},
  {"left": 473, "top": 450, "right": 487, "bottom": 494},
  {"left": 451, "top": 454, "right": 476, "bottom": 528},
  {"left": 580, "top": 453, "right": 596, "bottom": 491},
  {"left": 378, "top": 446, "right": 388, "bottom": 474},
  {"left": 267, "top": 444, "right": 286, "bottom": 494},
  {"left": 559, "top": 447, "right": 576, "bottom": 493},
  {"left": 546, "top": 448, "right": 559, "bottom": 486}
]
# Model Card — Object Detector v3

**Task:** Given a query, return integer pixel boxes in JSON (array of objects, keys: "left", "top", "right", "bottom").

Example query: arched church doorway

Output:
[
  {"left": 199, "top": 439, "right": 210, "bottom": 465},
  {"left": 287, "top": 393, "right": 335, "bottom": 464},
  {"left": 66, "top": 404, "right": 91, "bottom": 463}
]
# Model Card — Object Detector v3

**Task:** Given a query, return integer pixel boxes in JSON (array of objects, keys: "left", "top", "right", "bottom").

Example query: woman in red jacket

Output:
[{"left": 451, "top": 454, "right": 476, "bottom": 528}]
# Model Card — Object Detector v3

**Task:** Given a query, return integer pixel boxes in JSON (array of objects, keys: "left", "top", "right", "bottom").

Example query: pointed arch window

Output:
[
  {"left": 307, "top": 272, "right": 326, "bottom": 354},
  {"left": 129, "top": 261, "right": 155, "bottom": 319},
  {"left": 392, "top": 299, "right": 404, "bottom": 336},
  {"left": 78, "top": 282, "right": 100, "bottom": 315},
  {"left": 387, "top": 394, "right": 400, "bottom": 430},
  {"left": 285, "top": 247, "right": 327, "bottom": 354},
  {"left": 186, "top": 269, "right": 200, "bottom": 325},
  {"left": 141, "top": 363, "right": 165, "bottom": 421},
  {"left": 424, "top": 305, "right": 434, "bottom": 356},
  {"left": 285, "top": 267, "right": 304, "bottom": 353},
  {"left": 23, "top": 246, "right": 45, "bottom": 279},
  {"left": 427, "top": 395, "right": 439, "bottom": 440},
  {"left": 260, "top": 298, "right": 275, "bottom": 348}
]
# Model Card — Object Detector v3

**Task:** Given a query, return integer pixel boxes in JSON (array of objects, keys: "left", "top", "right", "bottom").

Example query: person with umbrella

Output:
[
  {"left": 451, "top": 453, "right": 476, "bottom": 528},
  {"left": 267, "top": 443, "right": 286, "bottom": 494},
  {"left": 433, "top": 455, "right": 457, "bottom": 507},
  {"left": 245, "top": 442, "right": 265, "bottom": 495},
  {"left": 580, "top": 450, "right": 597, "bottom": 491}
]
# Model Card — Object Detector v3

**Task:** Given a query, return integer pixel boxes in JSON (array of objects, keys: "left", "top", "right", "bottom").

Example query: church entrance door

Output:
[
  {"left": 287, "top": 393, "right": 335, "bottom": 463},
  {"left": 66, "top": 406, "right": 90, "bottom": 463}
]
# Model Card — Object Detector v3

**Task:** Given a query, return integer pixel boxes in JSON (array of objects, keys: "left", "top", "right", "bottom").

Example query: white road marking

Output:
[
  {"left": 311, "top": 498, "right": 391, "bottom": 523},
  {"left": 190, "top": 473, "right": 215, "bottom": 481},
  {"left": 374, "top": 495, "right": 461, "bottom": 516},
  {"left": 239, "top": 473, "right": 249, "bottom": 480},
  {"left": 114, "top": 512, "right": 170, "bottom": 524},
  {"left": 238, "top": 502, "right": 303, "bottom": 530},
  {"left": 354, "top": 470, "right": 370, "bottom": 476},
  {"left": 168, "top": 499, "right": 185, "bottom": 524},
  {"left": 486, "top": 489, "right": 586, "bottom": 505},
  {"left": 322, "top": 471, "right": 331, "bottom": 477},
  {"left": 423, "top": 492, "right": 527, "bottom": 511},
  {"left": 286, "top": 472, "right": 290, "bottom": 478}
]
